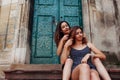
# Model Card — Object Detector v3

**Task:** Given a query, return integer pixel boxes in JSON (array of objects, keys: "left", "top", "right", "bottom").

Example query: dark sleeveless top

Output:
[{"left": 70, "top": 46, "right": 96, "bottom": 71}]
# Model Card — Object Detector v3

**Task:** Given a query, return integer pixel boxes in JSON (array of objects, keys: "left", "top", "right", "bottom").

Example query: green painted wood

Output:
[
  {"left": 31, "top": 0, "right": 83, "bottom": 64},
  {"left": 60, "top": 0, "right": 83, "bottom": 27},
  {"left": 31, "top": 0, "right": 59, "bottom": 64}
]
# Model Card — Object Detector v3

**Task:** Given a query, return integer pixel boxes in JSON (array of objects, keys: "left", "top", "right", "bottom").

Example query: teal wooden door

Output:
[
  {"left": 31, "top": 0, "right": 82, "bottom": 64},
  {"left": 60, "top": 0, "right": 83, "bottom": 26}
]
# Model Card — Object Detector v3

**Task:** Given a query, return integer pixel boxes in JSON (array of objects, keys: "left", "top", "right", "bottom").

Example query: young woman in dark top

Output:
[{"left": 61, "top": 26, "right": 111, "bottom": 80}]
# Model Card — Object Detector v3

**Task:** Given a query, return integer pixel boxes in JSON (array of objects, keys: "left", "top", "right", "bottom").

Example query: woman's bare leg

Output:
[
  {"left": 90, "top": 69, "right": 100, "bottom": 80},
  {"left": 93, "top": 58, "right": 111, "bottom": 80},
  {"left": 62, "top": 58, "right": 73, "bottom": 80},
  {"left": 72, "top": 63, "right": 90, "bottom": 80}
]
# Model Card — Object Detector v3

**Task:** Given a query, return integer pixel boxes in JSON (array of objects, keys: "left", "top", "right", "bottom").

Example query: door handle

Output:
[{"left": 52, "top": 16, "right": 57, "bottom": 26}]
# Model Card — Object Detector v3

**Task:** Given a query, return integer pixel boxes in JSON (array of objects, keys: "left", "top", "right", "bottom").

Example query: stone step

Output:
[
  {"left": 108, "top": 68, "right": 120, "bottom": 80},
  {"left": 4, "top": 64, "right": 62, "bottom": 80},
  {"left": 3, "top": 64, "right": 120, "bottom": 80}
]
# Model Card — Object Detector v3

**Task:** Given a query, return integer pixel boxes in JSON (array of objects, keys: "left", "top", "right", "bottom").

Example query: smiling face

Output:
[
  {"left": 75, "top": 28, "right": 83, "bottom": 41},
  {"left": 61, "top": 22, "right": 70, "bottom": 35},
  {"left": 70, "top": 26, "right": 87, "bottom": 45}
]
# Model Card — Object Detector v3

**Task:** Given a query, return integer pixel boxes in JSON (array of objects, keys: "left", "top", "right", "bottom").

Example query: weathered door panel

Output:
[
  {"left": 31, "top": 0, "right": 59, "bottom": 64},
  {"left": 31, "top": 0, "right": 82, "bottom": 64},
  {"left": 60, "top": 0, "right": 83, "bottom": 26}
]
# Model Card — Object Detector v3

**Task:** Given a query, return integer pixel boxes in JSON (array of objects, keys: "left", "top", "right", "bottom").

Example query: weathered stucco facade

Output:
[
  {"left": 0, "top": 0, "right": 30, "bottom": 65},
  {"left": 0, "top": 0, "right": 120, "bottom": 78},
  {"left": 83, "top": 0, "right": 120, "bottom": 64},
  {"left": 0, "top": 0, "right": 30, "bottom": 78}
]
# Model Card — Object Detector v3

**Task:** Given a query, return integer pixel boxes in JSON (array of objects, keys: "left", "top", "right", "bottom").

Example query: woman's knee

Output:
[
  {"left": 91, "top": 70, "right": 99, "bottom": 76},
  {"left": 65, "top": 58, "right": 73, "bottom": 64},
  {"left": 80, "top": 63, "right": 90, "bottom": 68},
  {"left": 78, "top": 63, "right": 90, "bottom": 72},
  {"left": 90, "top": 69, "right": 100, "bottom": 79}
]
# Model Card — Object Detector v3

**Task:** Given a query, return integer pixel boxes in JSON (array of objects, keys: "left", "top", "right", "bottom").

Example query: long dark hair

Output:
[
  {"left": 54, "top": 21, "right": 70, "bottom": 47},
  {"left": 69, "top": 26, "right": 88, "bottom": 45}
]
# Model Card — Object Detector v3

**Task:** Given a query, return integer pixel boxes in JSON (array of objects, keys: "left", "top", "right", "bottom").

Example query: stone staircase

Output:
[
  {"left": 108, "top": 68, "right": 120, "bottom": 80},
  {"left": 3, "top": 64, "right": 62, "bottom": 80},
  {"left": 1, "top": 64, "right": 120, "bottom": 80}
]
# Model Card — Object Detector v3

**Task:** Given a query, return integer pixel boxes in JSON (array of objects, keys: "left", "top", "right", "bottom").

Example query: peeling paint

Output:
[
  {"left": 102, "top": 40, "right": 112, "bottom": 48},
  {"left": 119, "top": 35, "right": 120, "bottom": 43},
  {"left": 113, "top": 0, "right": 119, "bottom": 20},
  {"left": 96, "top": 11, "right": 105, "bottom": 26},
  {"left": 104, "top": 13, "right": 116, "bottom": 27}
]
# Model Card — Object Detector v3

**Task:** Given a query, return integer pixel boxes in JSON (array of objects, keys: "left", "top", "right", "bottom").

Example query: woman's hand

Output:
[
  {"left": 64, "top": 38, "right": 73, "bottom": 48},
  {"left": 81, "top": 54, "right": 91, "bottom": 63},
  {"left": 61, "top": 35, "right": 69, "bottom": 42}
]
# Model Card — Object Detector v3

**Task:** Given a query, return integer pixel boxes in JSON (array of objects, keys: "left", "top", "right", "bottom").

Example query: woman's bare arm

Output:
[
  {"left": 87, "top": 42, "right": 106, "bottom": 60},
  {"left": 60, "top": 39, "right": 73, "bottom": 64},
  {"left": 57, "top": 39, "right": 65, "bottom": 56},
  {"left": 57, "top": 35, "right": 69, "bottom": 56}
]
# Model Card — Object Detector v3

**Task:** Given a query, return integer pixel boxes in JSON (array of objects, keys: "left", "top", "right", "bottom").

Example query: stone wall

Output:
[
  {"left": 82, "top": 0, "right": 120, "bottom": 65},
  {"left": 0, "top": 0, "right": 30, "bottom": 78},
  {"left": 0, "top": 0, "right": 30, "bottom": 65}
]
